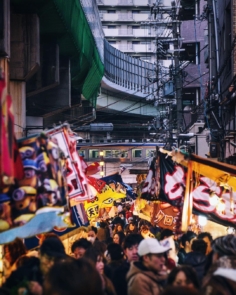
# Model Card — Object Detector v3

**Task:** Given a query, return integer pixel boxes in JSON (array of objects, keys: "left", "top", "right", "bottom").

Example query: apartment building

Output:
[
  {"left": 179, "top": 0, "right": 208, "bottom": 130},
  {"left": 96, "top": 0, "right": 174, "bottom": 64},
  {"left": 205, "top": 0, "right": 236, "bottom": 163}
]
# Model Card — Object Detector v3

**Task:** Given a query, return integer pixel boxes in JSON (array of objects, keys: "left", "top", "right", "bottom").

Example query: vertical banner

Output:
[{"left": 46, "top": 124, "right": 95, "bottom": 204}]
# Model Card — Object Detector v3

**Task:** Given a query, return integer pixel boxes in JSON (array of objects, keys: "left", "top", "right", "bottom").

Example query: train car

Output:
[{"left": 77, "top": 141, "right": 167, "bottom": 184}]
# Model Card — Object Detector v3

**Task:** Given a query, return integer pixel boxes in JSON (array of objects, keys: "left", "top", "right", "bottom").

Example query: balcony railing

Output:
[
  {"left": 101, "top": 13, "right": 149, "bottom": 22},
  {"left": 96, "top": 0, "right": 155, "bottom": 6},
  {"left": 119, "top": 0, "right": 134, "bottom": 4},
  {"left": 113, "top": 44, "right": 155, "bottom": 52},
  {"left": 103, "top": 28, "right": 156, "bottom": 37}
]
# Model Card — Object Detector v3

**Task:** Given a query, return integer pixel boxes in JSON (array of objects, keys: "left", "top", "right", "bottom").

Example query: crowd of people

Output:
[{"left": 1, "top": 210, "right": 236, "bottom": 295}]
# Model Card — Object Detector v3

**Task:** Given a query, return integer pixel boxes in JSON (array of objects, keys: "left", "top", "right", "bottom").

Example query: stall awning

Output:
[{"left": 160, "top": 149, "right": 236, "bottom": 191}]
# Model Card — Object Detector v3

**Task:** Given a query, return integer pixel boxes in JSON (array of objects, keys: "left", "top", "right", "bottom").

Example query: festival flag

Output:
[
  {"left": 0, "top": 74, "right": 24, "bottom": 190},
  {"left": 151, "top": 148, "right": 236, "bottom": 229},
  {"left": 0, "top": 133, "right": 72, "bottom": 243},
  {"left": 46, "top": 124, "right": 95, "bottom": 204},
  {"left": 141, "top": 156, "right": 160, "bottom": 201},
  {"left": 101, "top": 173, "right": 136, "bottom": 199},
  {"left": 0, "top": 75, "right": 14, "bottom": 188},
  {"left": 84, "top": 182, "right": 126, "bottom": 220}
]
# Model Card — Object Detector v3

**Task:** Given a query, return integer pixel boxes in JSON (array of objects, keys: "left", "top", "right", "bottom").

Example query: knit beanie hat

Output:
[{"left": 211, "top": 234, "right": 236, "bottom": 256}]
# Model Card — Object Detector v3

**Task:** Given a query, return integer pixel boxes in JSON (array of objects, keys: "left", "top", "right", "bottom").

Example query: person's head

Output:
[
  {"left": 4, "top": 257, "right": 43, "bottom": 291},
  {"left": 113, "top": 231, "right": 125, "bottom": 246},
  {"left": 197, "top": 232, "right": 213, "bottom": 255},
  {"left": 106, "top": 243, "right": 124, "bottom": 262},
  {"left": 128, "top": 217, "right": 133, "bottom": 224},
  {"left": 167, "top": 266, "right": 200, "bottom": 289},
  {"left": 211, "top": 234, "right": 236, "bottom": 263},
  {"left": 140, "top": 225, "right": 149, "bottom": 234},
  {"left": 93, "top": 240, "right": 107, "bottom": 254},
  {"left": 99, "top": 221, "right": 107, "bottom": 229},
  {"left": 84, "top": 247, "right": 105, "bottom": 274},
  {"left": 44, "top": 258, "right": 103, "bottom": 295},
  {"left": 191, "top": 239, "right": 207, "bottom": 255},
  {"left": 71, "top": 238, "right": 92, "bottom": 259},
  {"left": 138, "top": 238, "right": 170, "bottom": 274},
  {"left": 123, "top": 234, "right": 143, "bottom": 262},
  {"left": 114, "top": 223, "right": 123, "bottom": 233},
  {"left": 3, "top": 238, "right": 27, "bottom": 266},
  {"left": 39, "top": 237, "right": 66, "bottom": 276},
  {"left": 128, "top": 222, "right": 136, "bottom": 231},
  {"left": 38, "top": 233, "right": 59, "bottom": 246},
  {"left": 87, "top": 226, "right": 97, "bottom": 244},
  {"left": 160, "top": 229, "right": 174, "bottom": 241},
  {"left": 118, "top": 212, "right": 125, "bottom": 220},
  {"left": 181, "top": 231, "right": 197, "bottom": 253}
]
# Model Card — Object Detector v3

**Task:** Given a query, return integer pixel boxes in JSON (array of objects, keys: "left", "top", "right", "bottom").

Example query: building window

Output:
[
  {"left": 180, "top": 42, "right": 200, "bottom": 64},
  {"left": 113, "top": 150, "right": 121, "bottom": 158},
  {"left": 108, "top": 25, "right": 117, "bottom": 29},
  {"left": 132, "top": 41, "right": 140, "bottom": 44},
  {"left": 109, "top": 41, "right": 116, "bottom": 44},
  {"left": 120, "top": 151, "right": 128, "bottom": 158},
  {"left": 132, "top": 149, "right": 142, "bottom": 158},
  {"left": 132, "top": 10, "right": 140, "bottom": 14},
  {"left": 182, "top": 87, "right": 198, "bottom": 106},
  {"left": 89, "top": 150, "right": 99, "bottom": 158},
  {"left": 107, "top": 10, "right": 116, "bottom": 13},
  {"left": 79, "top": 150, "right": 85, "bottom": 157},
  {"left": 146, "top": 149, "right": 155, "bottom": 158},
  {"left": 103, "top": 150, "right": 112, "bottom": 158}
]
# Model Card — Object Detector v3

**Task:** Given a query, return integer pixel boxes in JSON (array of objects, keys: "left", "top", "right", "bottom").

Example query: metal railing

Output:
[{"left": 104, "top": 39, "right": 155, "bottom": 96}]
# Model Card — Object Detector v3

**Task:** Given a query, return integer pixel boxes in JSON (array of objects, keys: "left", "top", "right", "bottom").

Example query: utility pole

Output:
[
  {"left": 147, "top": 0, "right": 183, "bottom": 149},
  {"left": 171, "top": 1, "right": 183, "bottom": 138}
]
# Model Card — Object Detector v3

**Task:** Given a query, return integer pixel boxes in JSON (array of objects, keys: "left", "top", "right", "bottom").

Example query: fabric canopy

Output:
[{"left": 160, "top": 148, "right": 236, "bottom": 191}]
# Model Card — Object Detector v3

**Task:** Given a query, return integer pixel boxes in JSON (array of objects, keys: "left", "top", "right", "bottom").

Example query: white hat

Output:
[{"left": 138, "top": 238, "right": 171, "bottom": 256}]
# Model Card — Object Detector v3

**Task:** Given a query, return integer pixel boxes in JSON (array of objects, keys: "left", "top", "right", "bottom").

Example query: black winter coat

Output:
[
  {"left": 112, "top": 261, "right": 130, "bottom": 295},
  {"left": 184, "top": 252, "right": 208, "bottom": 282}
]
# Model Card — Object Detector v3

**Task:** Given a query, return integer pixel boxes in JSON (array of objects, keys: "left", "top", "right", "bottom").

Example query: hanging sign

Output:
[{"left": 151, "top": 202, "right": 181, "bottom": 231}]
